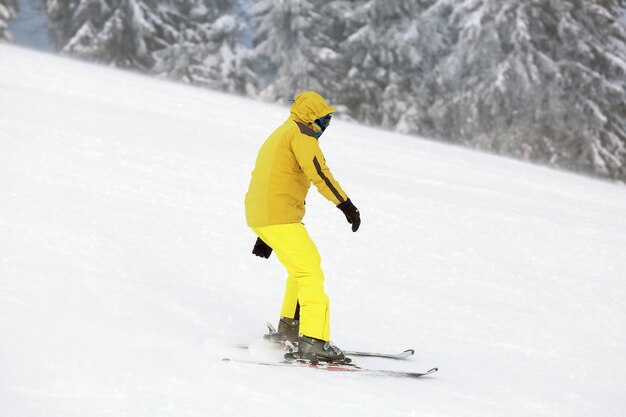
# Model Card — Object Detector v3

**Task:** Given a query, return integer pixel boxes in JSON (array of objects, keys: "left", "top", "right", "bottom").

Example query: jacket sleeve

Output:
[{"left": 292, "top": 134, "right": 348, "bottom": 206}]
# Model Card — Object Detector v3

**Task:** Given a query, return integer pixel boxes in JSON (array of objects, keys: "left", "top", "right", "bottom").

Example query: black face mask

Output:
[{"left": 314, "top": 114, "right": 332, "bottom": 138}]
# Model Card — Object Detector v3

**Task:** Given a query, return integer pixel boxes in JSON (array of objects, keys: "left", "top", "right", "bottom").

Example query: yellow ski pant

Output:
[{"left": 251, "top": 223, "right": 330, "bottom": 341}]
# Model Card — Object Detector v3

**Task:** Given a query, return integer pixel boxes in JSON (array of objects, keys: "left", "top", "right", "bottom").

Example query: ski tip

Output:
[
  {"left": 222, "top": 358, "right": 232, "bottom": 362},
  {"left": 405, "top": 367, "right": 438, "bottom": 378},
  {"left": 404, "top": 349, "right": 415, "bottom": 356}
]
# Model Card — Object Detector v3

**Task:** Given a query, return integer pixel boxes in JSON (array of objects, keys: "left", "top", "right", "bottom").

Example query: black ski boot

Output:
[
  {"left": 297, "top": 335, "right": 346, "bottom": 363},
  {"left": 263, "top": 317, "right": 299, "bottom": 345}
]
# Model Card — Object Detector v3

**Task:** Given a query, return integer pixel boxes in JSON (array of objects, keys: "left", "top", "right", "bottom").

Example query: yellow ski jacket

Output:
[{"left": 245, "top": 92, "right": 348, "bottom": 227}]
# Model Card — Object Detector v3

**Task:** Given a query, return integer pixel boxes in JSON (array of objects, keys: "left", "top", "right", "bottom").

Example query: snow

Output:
[
  {"left": 1, "top": 44, "right": 626, "bottom": 417},
  {"left": 213, "top": 15, "right": 237, "bottom": 34}
]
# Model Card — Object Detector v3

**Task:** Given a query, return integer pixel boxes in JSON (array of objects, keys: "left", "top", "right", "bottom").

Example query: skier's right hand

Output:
[
  {"left": 252, "top": 237, "right": 273, "bottom": 259},
  {"left": 337, "top": 199, "right": 361, "bottom": 232}
]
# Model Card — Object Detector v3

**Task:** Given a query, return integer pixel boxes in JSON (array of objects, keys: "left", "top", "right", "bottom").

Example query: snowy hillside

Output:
[{"left": 2, "top": 45, "right": 626, "bottom": 417}]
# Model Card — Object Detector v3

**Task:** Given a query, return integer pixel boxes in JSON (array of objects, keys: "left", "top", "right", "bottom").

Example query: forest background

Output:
[{"left": 2, "top": 0, "right": 626, "bottom": 181}]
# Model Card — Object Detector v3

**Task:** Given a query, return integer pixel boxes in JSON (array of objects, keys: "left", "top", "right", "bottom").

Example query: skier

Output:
[{"left": 245, "top": 91, "right": 360, "bottom": 363}]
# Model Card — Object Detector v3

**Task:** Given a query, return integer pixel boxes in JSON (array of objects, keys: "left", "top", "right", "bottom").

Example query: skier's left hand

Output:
[
  {"left": 337, "top": 199, "right": 361, "bottom": 232},
  {"left": 252, "top": 237, "right": 273, "bottom": 259}
]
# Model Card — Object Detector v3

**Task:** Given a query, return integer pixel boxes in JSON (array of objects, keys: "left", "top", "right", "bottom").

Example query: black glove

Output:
[
  {"left": 252, "top": 237, "right": 273, "bottom": 259},
  {"left": 337, "top": 199, "right": 361, "bottom": 232}
]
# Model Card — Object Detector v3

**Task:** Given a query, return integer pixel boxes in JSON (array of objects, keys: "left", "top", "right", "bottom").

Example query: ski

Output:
[
  {"left": 222, "top": 357, "right": 438, "bottom": 379},
  {"left": 286, "top": 339, "right": 415, "bottom": 360},
  {"left": 235, "top": 322, "right": 416, "bottom": 360},
  {"left": 344, "top": 348, "right": 415, "bottom": 359},
  {"left": 235, "top": 342, "right": 414, "bottom": 360}
]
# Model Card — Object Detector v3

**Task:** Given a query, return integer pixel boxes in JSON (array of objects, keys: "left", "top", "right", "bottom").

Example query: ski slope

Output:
[{"left": 1, "top": 44, "right": 626, "bottom": 417}]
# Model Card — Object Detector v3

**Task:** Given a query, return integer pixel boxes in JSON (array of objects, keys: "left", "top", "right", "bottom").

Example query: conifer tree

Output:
[
  {"left": 250, "top": 0, "right": 349, "bottom": 102},
  {"left": 151, "top": 0, "right": 258, "bottom": 95},
  {"left": 338, "top": 0, "right": 438, "bottom": 127},
  {"left": 0, "top": 0, "right": 18, "bottom": 42},
  {"left": 47, "top": 0, "right": 179, "bottom": 69},
  {"left": 46, "top": 0, "right": 257, "bottom": 94},
  {"left": 410, "top": 0, "right": 626, "bottom": 179}
]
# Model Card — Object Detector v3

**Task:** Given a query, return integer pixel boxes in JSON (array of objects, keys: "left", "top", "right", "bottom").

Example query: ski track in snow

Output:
[{"left": 1, "top": 45, "right": 626, "bottom": 417}]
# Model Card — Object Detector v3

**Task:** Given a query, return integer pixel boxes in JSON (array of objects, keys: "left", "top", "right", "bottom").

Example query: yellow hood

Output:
[{"left": 290, "top": 91, "right": 336, "bottom": 125}]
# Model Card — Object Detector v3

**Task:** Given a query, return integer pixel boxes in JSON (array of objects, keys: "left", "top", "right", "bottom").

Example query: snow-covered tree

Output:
[
  {"left": 151, "top": 1, "right": 258, "bottom": 95},
  {"left": 45, "top": 0, "right": 257, "bottom": 94},
  {"left": 46, "top": 0, "right": 181, "bottom": 69},
  {"left": 0, "top": 0, "right": 18, "bottom": 42},
  {"left": 408, "top": 0, "right": 626, "bottom": 179},
  {"left": 250, "top": 0, "right": 351, "bottom": 102},
  {"left": 337, "top": 0, "right": 441, "bottom": 127}
]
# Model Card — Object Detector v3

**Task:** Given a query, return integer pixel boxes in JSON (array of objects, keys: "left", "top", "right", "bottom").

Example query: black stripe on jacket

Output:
[{"left": 313, "top": 156, "right": 346, "bottom": 204}]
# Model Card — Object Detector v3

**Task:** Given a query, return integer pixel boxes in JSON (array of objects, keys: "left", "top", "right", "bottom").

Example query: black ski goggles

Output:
[{"left": 315, "top": 114, "right": 332, "bottom": 131}]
